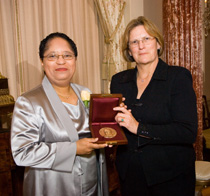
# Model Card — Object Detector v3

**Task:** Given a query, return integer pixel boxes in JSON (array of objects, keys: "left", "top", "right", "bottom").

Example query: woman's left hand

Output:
[{"left": 113, "top": 106, "right": 139, "bottom": 135}]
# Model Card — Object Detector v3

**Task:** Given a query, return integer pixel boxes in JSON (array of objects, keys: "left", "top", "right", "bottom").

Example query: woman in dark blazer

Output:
[{"left": 110, "top": 16, "right": 197, "bottom": 196}]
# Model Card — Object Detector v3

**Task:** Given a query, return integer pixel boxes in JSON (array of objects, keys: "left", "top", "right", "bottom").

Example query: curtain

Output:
[
  {"left": 0, "top": 0, "right": 18, "bottom": 98},
  {"left": 0, "top": 0, "right": 101, "bottom": 99},
  {"left": 94, "top": 0, "right": 127, "bottom": 93},
  {"left": 163, "top": 0, "right": 203, "bottom": 160}
]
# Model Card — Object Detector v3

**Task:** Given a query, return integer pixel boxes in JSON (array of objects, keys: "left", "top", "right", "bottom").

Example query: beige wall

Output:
[
  {"left": 144, "top": 0, "right": 163, "bottom": 34},
  {"left": 124, "top": 0, "right": 162, "bottom": 35},
  {"left": 124, "top": 0, "right": 144, "bottom": 26}
]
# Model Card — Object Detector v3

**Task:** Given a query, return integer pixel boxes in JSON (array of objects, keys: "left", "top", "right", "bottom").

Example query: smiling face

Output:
[
  {"left": 128, "top": 25, "right": 160, "bottom": 66},
  {"left": 41, "top": 37, "right": 76, "bottom": 87}
]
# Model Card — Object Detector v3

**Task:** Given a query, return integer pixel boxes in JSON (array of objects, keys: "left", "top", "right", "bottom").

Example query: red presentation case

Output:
[{"left": 89, "top": 94, "right": 128, "bottom": 145}]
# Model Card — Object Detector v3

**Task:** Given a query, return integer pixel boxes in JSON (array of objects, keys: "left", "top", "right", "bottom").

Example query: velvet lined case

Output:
[{"left": 89, "top": 94, "right": 128, "bottom": 145}]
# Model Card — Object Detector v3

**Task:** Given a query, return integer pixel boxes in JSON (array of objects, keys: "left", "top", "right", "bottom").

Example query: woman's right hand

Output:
[
  {"left": 76, "top": 138, "right": 107, "bottom": 155},
  {"left": 113, "top": 105, "right": 139, "bottom": 135}
]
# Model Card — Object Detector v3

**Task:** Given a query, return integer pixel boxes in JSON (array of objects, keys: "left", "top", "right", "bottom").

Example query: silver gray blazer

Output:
[{"left": 11, "top": 76, "right": 109, "bottom": 196}]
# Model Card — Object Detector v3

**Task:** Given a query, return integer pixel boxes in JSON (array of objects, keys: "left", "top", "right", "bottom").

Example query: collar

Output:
[
  {"left": 42, "top": 76, "right": 79, "bottom": 142},
  {"left": 121, "top": 58, "right": 168, "bottom": 83}
]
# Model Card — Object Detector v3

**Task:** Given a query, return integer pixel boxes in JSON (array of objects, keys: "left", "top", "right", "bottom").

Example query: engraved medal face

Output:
[{"left": 99, "top": 127, "right": 117, "bottom": 138}]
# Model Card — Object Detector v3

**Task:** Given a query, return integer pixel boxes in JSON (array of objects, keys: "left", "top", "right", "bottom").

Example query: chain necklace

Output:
[
  {"left": 139, "top": 73, "right": 150, "bottom": 82},
  {"left": 56, "top": 91, "right": 71, "bottom": 99}
]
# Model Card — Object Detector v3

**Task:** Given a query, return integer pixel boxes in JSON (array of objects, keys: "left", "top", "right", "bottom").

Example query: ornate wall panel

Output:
[{"left": 163, "top": 0, "right": 203, "bottom": 160}]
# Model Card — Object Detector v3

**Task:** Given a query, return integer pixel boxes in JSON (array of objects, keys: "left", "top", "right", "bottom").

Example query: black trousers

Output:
[{"left": 120, "top": 153, "right": 195, "bottom": 196}]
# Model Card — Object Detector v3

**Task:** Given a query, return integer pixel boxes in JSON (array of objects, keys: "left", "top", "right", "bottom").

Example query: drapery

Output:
[
  {"left": 0, "top": 0, "right": 18, "bottom": 97},
  {"left": 163, "top": 0, "right": 203, "bottom": 160},
  {"left": 0, "top": 0, "right": 101, "bottom": 99},
  {"left": 94, "top": 0, "right": 127, "bottom": 93}
]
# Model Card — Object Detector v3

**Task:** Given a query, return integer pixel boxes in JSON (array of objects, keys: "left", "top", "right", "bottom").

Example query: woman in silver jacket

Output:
[{"left": 11, "top": 32, "right": 109, "bottom": 196}]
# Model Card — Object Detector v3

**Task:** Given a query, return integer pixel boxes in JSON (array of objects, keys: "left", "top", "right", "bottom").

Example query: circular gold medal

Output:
[{"left": 99, "top": 127, "right": 117, "bottom": 138}]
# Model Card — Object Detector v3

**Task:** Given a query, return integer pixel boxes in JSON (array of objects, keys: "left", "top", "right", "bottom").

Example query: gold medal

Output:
[{"left": 99, "top": 127, "right": 117, "bottom": 138}]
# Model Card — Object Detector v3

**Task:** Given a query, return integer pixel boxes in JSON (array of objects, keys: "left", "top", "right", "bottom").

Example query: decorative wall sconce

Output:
[{"left": 204, "top": 0, "right": 210, "bottom": 37}]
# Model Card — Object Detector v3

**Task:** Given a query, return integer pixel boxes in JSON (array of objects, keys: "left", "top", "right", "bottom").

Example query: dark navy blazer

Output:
[{"left": 110, "top": 58, "right": 198, "bottom": 186}]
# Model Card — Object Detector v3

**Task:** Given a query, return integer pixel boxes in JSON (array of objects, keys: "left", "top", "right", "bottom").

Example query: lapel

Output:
[
  {"left": 152, "top": 58, "right": 168, "bottom": 81},
  {"left": 42, "top": 76, "right": 79, "bottom": 142}
]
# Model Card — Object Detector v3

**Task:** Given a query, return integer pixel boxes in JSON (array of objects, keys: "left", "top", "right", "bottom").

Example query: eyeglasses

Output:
[
  {"left": 129, "top": 37, "right": 155, "bottom": 48},
  {"left": 44, "top": 52, "right": 75, "bottom": 61}
]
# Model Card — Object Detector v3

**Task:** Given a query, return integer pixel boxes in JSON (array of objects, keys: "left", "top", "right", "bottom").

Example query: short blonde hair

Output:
[{"left": 122, "top": 16, "right": 164, "bottom": 62}]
